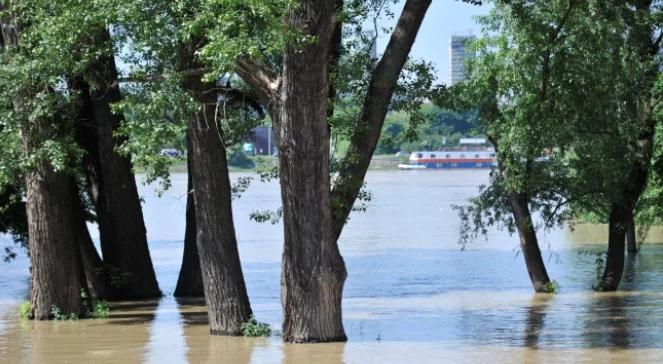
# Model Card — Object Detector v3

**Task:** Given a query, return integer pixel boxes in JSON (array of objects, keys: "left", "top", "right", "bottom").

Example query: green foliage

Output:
[
  {"left": 50, "top": 305, "right": 79, "bottom": 321},
  {"left": 250, "top": 208, "right": 282, "bottom": 225},
  {"left": 445, "top": 0, "right": 663, "bottom": 251},
  {"left": 18, "top": 301, "right": 31, "bottom": 319},
  {"left": 231, "top": 176, "right": 253, "bottom": 200},
  {"left": 375, "top": 105, "right": 480, "bottom": 154},
  {"left": 114, "top": 77, "right": 192, "bottom": 191},
  {"left": 80, "top": 289, "right": 111, "bottom": 319},
  {"left": 90, "top": 300, "right": 111, "bottom": 319},
  {"left": 240, "top": 315, "right": 271, "bottom": 337},
  {"left": 0, "top": 186, "right": 28, "bottom": 262},
  {"left": 543, "top": 280, "right": 559, "bottom": 294}
]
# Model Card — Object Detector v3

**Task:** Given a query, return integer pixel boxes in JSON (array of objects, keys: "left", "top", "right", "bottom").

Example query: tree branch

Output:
[
  {"left": 330, "top": 0, "right": 432, "bottom": 240},
  {"left": 235, "top": 58, "right": 280, "bottom": 113}
]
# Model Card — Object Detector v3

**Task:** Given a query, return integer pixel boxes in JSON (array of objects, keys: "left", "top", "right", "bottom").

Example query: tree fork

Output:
[{"left": 72, "top": 29, "right": 161, "bottom": 299}]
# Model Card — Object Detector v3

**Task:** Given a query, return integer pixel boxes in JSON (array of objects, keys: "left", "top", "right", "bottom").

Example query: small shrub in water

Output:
[
  {"left": 91, "top": 300, "right": 111, "bottom": 319},
  {"left": 51, "top": 305, "right": 78, "bottom": 321},
  {"left": 241, "top": 315, "right": 271, "bottom": 337},
  {"left": 80, "top": 289, "right": 111, "bottom": 319},
  {"left": 543, "top": 280, "right": 559, "bottom": 294},
  {"left": 19, "top": 301, "right": 31, "bottom": 319}
]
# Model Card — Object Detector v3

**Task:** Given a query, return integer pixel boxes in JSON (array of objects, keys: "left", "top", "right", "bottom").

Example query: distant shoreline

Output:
[{"left": 147, "top": 154, "right": 409, "bottom": 174}]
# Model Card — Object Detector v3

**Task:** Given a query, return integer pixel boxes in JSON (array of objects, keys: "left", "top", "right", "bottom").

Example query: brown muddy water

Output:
[{"left": 3, "top": 170, "right": 663, "bottom": 363}]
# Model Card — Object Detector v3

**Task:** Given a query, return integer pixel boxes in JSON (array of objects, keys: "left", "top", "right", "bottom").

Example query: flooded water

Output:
[{"left": 3, "top": 170, "right": 663, "bottom": 363}]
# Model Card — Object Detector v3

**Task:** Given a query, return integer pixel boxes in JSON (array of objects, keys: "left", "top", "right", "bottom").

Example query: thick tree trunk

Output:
[
  {"left": 186, "top": 78, "right": 252, "bottom": 335},
  {"left": 174, "top": 134, "right": 204, "bottom": 297},
  {"left": 277, "top": 2, "right": 347, "bottom": 343},
  {"left": 4, "top": 7, "right": 86, "bottom": 318},
  {"left": 509, "top": 192, "right": 551, "bottom": 292},
  {"left": 626, "top": 214, "right": 638, "bottom": 254},
  {"left": 602, "top": 205, "right": 630, "bottom": 291},
  {"left": 73, "top": 36, "right": 161, "bottom": 299},
  {"left": 600, "top": 0, "right": 657, "bottom": 291},
  {"left": 22, "top": 126, "right": 85, "bottom": 320}
]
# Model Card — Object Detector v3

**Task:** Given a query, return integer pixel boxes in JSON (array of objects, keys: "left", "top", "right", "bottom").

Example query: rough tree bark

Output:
[
  {"left": 22, "top": 123, "right": 85, "bottom": 320},
  {"left": 174, "top": 131, "right": 204, "bottom": 297},
  {"left": 235, "top": 0, "right": 436, "bottom": 343},
  {"left": 72, "top": 29, "right": 161, "bottom": 299},
  {"left": 3, "top": 3, "right": 85, "bottom": 320},
  {"left": 185, "top": 76, "right": 253, "bottom": 335},
  {"left": 275, "top": 1, "right": 347, "bottom": 343},
  {"left": 240, "top": 1, "right": 346, "bottom": 343}
]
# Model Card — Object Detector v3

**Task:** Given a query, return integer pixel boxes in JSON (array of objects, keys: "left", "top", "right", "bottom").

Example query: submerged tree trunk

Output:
[
  {"left": 509, "top": 192, "right": 551, "bottom": 292},
  {"left": 601, "top": 1, "right": 656, "bottom": 291},
  {"left": 70, "top": 181, "right": 116, "bottom": 299},
  {"left": 22, "top": 126, "right": 85, "bottom": 320},
  {"left": 236, "top": 0, "right": 435, "bottom": 344},
  {"left": 277, "top": 2, "right": 347, "bottom": 343},
  {"left": 186, "top": 77, "right": 252, "bottom": 335},
  {"left": 489, "top": 134, "right": 552, "bottom": 293},
  {"left": 602, "top": 205, "right": 630, "bottom": 291},
  {"left": 4, "top": 5, "right": 86, "bottom": 319},
  {"left": 73, "top": 33, "right": 161, "bottom": 299},
  {"left": 626, "top": 214, "right": 638, "bottom": 254},
  {"left": 174, "top": 134, "right": 204, "bottom": 297}
]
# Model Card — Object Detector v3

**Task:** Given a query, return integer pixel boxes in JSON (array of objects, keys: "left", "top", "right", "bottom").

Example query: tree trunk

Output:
[
  {"left": 22, "top": 126, "right": 85, "bottom": 320},
  {"left": 174, "top": 133, "right": 204, "bottom": 297},
  {"left": 599, "top": 0, "right": 657, "bottom": 291},
  {"left": 509, "top": 192, "right": 551, "bottom": 292},
  {"left": 70, "top": 181, "right": 117, "bottom": 299},
  {"left": 490, "top": 134, "right": 551, "bottom": 293},
  {"left": 602, "top": 205, "right": 630, "bottom": 291},
  {"left": 186, "top": 78, "right": 252, "bottom": 335},
  {"left": 626, "top": 213, "right": 638, "bottom": 254},
  {"left": 73, "top": 36, "right": 161, "bottom": 299},
  {"left": 277, "top": 2, "right": 347, "bottom": 343}
]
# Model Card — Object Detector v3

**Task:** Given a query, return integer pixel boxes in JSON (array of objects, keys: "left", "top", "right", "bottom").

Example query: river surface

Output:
[{"left": 2, "top": 170, "right": 663, "bottom": 363}]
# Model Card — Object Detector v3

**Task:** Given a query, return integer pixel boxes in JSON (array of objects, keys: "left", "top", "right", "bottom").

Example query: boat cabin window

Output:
[
  {"left": 446, "top": 154, "right": 451, "bottom": 158},
  {"left": 430, "top": 154, "right": 436, "bottom": 158},
  {"left": 475, "top": 154, "right": 480, "bottom": 158},
  {"left": 416, "top": 153, "right": 423, "bottom": 158}
]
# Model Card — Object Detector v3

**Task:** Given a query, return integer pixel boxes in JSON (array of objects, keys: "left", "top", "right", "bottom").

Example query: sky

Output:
[{"left": 378, "top": 1, "right": 492, "bottom": 85}]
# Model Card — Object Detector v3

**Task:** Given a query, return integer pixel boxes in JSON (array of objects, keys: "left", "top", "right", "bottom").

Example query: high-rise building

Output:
[{"left": 449, "top": 35, "right": 476, "bottom": 85}]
